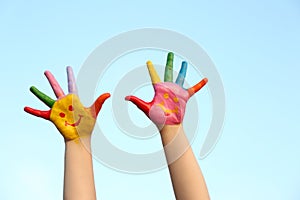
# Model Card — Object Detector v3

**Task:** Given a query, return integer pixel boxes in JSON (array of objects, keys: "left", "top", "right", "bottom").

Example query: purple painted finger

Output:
[{"left": 67, "top": 66, "right": 77, "bottom": 94}]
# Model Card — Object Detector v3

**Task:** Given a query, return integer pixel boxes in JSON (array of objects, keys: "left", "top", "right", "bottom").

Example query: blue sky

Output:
[{"left": 0, "top": 0, "right": 299, "bottom": 199}]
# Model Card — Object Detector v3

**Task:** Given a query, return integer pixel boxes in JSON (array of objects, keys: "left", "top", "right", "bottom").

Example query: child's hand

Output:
[
  {"left": 24, "top": 66, "right": 110, "bottom": 142},
  {"left": 125, "top": 52, "right": 207, "bottom": 127}
]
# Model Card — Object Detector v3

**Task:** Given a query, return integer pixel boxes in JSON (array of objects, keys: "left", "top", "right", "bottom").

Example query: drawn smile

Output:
[
  {"left": 157, "top": 103, "right": 178, "bottom": 114},
  {"left": 65, "top": 115, "right": 83, "bottom": 127}
]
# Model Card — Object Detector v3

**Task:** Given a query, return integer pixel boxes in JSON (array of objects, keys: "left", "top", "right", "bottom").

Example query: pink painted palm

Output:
[{"left": 126, "top": 52, "right": 207, "bottom": 127}]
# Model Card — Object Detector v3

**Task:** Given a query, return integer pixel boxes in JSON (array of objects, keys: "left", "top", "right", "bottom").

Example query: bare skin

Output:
[
  {"left": 63, "top": 137, "right": 96, "bottom": 200},
  {"left": 160, "top": 124, "right": 210, "bottom": 200}
]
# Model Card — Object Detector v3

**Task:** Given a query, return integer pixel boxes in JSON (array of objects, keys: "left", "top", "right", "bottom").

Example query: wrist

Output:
[
  {"left": 65, "top": 136, "right": 92, "bottom": 151},
  {"left": 159, "top": 124, "right": 185, "bottom": 146},
  {"left": 159, "top": 123, "right": 183, "bottom": 133},
  {"left": 159, "top": 123, "right": 191, "bottom": 165}
]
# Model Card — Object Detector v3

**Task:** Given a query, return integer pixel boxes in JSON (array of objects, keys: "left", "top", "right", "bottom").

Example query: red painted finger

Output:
[
  {"left": 90, "top": 93, "right": 111, "bottom": 118},
  {"left": 188, "top": 78, "right": 208, "bottom": 97},
  {"left": 24, "top": 106, "right": 51, "bottom": 120},
  {"left": 125, "top": 95, "right": 151, "bottom": 115}
]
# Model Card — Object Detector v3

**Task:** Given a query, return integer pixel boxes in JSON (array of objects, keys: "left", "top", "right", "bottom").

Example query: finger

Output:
[
  {"left": 164, "top": 52, "right": 174, "bottom": 82},
  {"left": 24, "top": 106, "right": 51, "bottom": 120},
  {"left": 67, "top": 66, "right": 78, "bottom": 94},
  {"left": 175, "top": 61, "right": 187, "bottom": 87},
  {"left": 90, "top": 93, "right": 111, "bottom": 118},
  {"left": 30, "top": 86, "right": 55, "bottom": 108},
  {"left": 188, "top": 78, "right": 208, "bottom": 97},
  {"left": 125, "top": 95, "right": 151, "bottom": 115},
  {"left": 147, "top": 61, "right": 161, "bottom": 84},
  {"left": 44, "top": 70, "right": 65, "bottom": 98}
]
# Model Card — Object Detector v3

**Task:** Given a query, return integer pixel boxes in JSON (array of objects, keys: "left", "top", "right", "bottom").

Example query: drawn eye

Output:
[
  {"left": 68, "top": 105, "right": 74, "bottom": 111},
  {"left": 173, "top": 97, "right": 179, "bottom": 103},
  {"left": 59, "top": 112, "right": 66, "bottom": 118}
]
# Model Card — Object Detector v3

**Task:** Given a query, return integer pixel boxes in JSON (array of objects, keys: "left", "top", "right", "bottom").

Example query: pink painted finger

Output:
[
  {"left": 188, "top": 78, "right": 208, "bottom": 97},
  {"left": 44, "top": 70, "right": 65, "bottom": 98},
  {"left": 67, "top": 66, "right": 78, "bottom": 94},
  {"left": 125, "top": 95, "right": 151, "bottom": 116},
  {"left": 24, "top": 106, "right": 51, "bottom": 120},
  {"left": 90, "top": 93, "right": 111, "bottom": 118}
]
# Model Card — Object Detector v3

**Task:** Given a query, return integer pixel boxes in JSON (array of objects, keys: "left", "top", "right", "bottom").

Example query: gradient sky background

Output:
[{"left": 1, "top": 0, "right": 299, "bottom": 199}]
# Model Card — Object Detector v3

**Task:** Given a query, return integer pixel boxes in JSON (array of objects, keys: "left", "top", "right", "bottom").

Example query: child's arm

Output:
[
  {"left": 24, "top": 67, "right": 110, "bottom": 200},
  {"left": 126, "top": 52, "right": 210, "bottom": 199},
  {"left": 160, "top": 124, "right": 210, "bottom": 200},
  {"left": 63, "top": 138, "right": 96, "bottom": 200}
]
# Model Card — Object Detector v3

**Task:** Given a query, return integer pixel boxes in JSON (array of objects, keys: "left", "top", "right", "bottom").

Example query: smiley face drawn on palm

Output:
[
  {"left": 126, "top": 52, "right": 208, "bottom": 127},
  {"left": 49, "top": 94, "right": 97, "bottom": 141},
  {"left": 24, "top": 67, "right": 110, "bottom": 141}
]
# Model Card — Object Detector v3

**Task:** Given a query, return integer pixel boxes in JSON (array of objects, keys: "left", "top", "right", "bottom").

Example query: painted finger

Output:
[
  {"left": 90, "top": 93, "right": 111, "bottom": 118},
  {"left": 147, "top": 61, "right": 161, "bottom": 84},
  {"left": 164, "top": 52, "right": 174, "bottom": 82},
  {"left": 67, "top": 66, "right": 78, "bottom": 94},
  {"left": 30, "top": 86, "right": 55, "bottom": 108},
  {"left": 188, "top": 78, "right": 208, "bottom": 97},
  {"left": 175, "top": 61, "right": 187, "bottom": 87},
  {"left": 44, "top": 70, "right": 65, "bottom": 98},
  {"left": 125, "top": 95, "right": 151, "bottom": 115},
  {"left": 24, "top": 106, "right": 51, "bottom": 120}
]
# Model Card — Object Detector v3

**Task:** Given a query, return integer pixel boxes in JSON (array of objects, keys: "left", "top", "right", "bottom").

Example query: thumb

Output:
[
  {"left": 125, "top": 95, "right": 151, "bottom": 115},
  {"left": 90, "top": 93, "right": 111, "bottom": 117}
]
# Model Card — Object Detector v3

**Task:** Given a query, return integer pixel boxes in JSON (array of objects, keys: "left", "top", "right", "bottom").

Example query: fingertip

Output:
[
  {"left": 146, "top": 60, "right": 153, "bottom": 66},
  {"left": 96, "top": 93, "right": 111, "bottom": 104},
  {"left": 66, "top": 66, "right": 74, "bottom": 75},
  {"left": 29, "top": 86, "right": 40, "bottom": 95},
  {"left": 44, "top": 70, "right": 51, "bottom": 76},
  {"left": 125, "top": 96, "right": 131, "bottom": 101},
  {"left": 24, "top": 106, "right": 34, "bottom": 115},
  {"left": 166, "top": 52, "right": 174, "bottom": 67},
  {"left": 203, "top": 78, "right": 208, "bottom": 84},
  {"left": 182, "top": 61, "right": 187, "bottom": 68},
  {"left": 179, "top": 61, "right": 188, "bottom": 74},
  {"left": 167, "top": 52, "right": 174, "bottom": 60},
  {"left": 44, "top": 70, "right": 53, "bottom": 79},
  {"left": 24, "top": 106, "right": 29, "bottom": 112},
  {"left": 102, "top": 92, "right": 111, "bottom": 99},
  {"left": 29, "top": 86, "right": 36, "bottom": 92}
]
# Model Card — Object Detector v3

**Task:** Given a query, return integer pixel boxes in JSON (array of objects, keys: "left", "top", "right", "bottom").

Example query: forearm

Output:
[
  {"left": 160, "top": 124, "right": 210, "bottom": 200},
  {"left": 63, "top": 138, "right": 96, "bottom": 200}
]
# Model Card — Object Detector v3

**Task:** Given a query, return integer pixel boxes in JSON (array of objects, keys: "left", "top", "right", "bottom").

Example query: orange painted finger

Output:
[
  {"left": 90, "top": 93, "right": 111, "bottom": 117},
  {"left": 188, "top": 78, "right": 208, "bottom": 97}
]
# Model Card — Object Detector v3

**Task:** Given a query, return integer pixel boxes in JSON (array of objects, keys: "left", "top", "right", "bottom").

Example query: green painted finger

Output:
[
  {"left": 30, "top": 86, "right": 55, "bottom": 108},
  {"left": 164, "top": 52, "right": 174, "bottom": 82}
]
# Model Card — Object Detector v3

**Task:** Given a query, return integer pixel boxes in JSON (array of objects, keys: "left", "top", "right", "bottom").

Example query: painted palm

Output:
[
  {"left": 126, "top": 52, "right": 208, "bottom": 126},
  {"left": 24, "top": 67, "right": 110, "bottom": 141}
]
